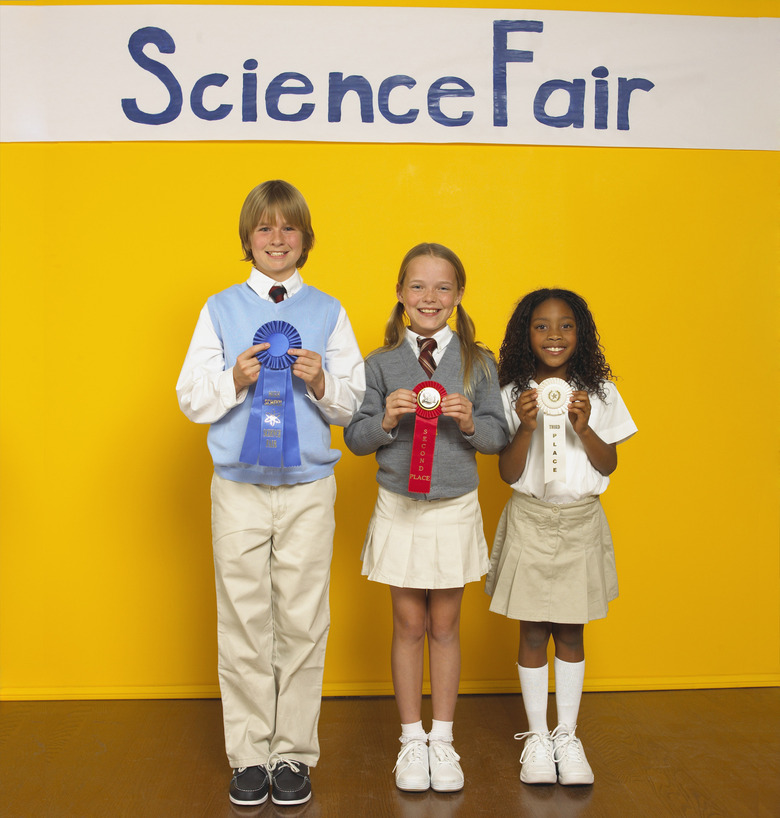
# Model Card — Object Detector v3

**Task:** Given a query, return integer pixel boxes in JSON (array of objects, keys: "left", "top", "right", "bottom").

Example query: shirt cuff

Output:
[
  {"left": 306, "top": 369, "right": 333, "bottom": 405},
  {"left": 223, "top": 368, "right": 248, "bottom": 408}
]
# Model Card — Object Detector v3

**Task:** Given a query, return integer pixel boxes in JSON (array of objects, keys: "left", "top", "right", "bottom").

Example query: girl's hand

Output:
[
  {"left": 515, "top": 388, "right": 540, "bottom": 431},
  {"left": 499, "top": 389, "right": 538, "bottom": 485},
  {"left": 568, "top": 390, "right": 592, "bottom": 436},
  {"left": 442, "top": 392, "right": 475, "bottom": 436},
  {"left": 233, "top": 343, "right": 270, "bottom": 392},
  {"left": 289, "top": 348, "right": 325, "bottom": 400},
  {"left": 382, "top": 388, "right": 417, "bottom": 432},
  {"left": 569, "top": 391, "right": 617, "bottom": 475}
]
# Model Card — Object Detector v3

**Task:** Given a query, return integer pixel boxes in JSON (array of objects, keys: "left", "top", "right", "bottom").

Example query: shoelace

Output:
[
  {"left": 267, "top": 754, "right": 302, "bottom": 775},
  {"left": 393, "top": 739, "right": 426, "bottom": 772},
  {"left": 514, "top": 731, "right": 554, "bottom": 764},
  {"left": 550, "top": 725, "right": 584, "bottom": 763},
  {"left": 429, "top": 741, "right": 461, "bottom": 766}
]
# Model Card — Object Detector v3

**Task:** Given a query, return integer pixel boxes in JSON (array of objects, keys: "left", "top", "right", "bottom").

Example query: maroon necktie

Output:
[
  {"left": 417, "top": 337, "right": 437, "bottom": 377},
  {"left": 269, "top": 285, "right": 287, "bottom": 303}
]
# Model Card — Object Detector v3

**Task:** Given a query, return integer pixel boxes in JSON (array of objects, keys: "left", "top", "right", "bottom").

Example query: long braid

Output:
[
  {"left": 454, "top": 304, "right": 493, "bottom": 396},
  {"left": 382, "top": 302, "right": 407, "bottom": 350}
]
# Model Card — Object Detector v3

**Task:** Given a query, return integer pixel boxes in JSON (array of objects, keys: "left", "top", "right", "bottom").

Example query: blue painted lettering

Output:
[
  {"left": 428, "top": 77, "right": 474, "bottom": 127},
  {"left": 378, "top": 75, "right": 418, "bottom": 124},
  {"left": 265, "top": 72, "right": 315, "bottom": 122},
  {"left": 120, "top": 25, "right": 654, "bottom": 133},
  {"left": 591, "top": 66, "right": 609, "bottom": 129},
  {"left": 190, "top": 73, "right": 231, "bottom": 121},
  {"left": 328, "top": 73, "right": 374, "bottom": 123},
  {"left": 242, "top": 59, "right": 258, "bottom": 122},
  {"left": 121, "top": 27, "right": 182, "bottom": 125},
  {"left": 534, "top": 79, "right": 586, "bottom": 128},
  {"left": 617, "top": 77, "right": 655, "bottom": 130},
  {"left": 493, "top": 19, "right": 543, "bottom": 127}
]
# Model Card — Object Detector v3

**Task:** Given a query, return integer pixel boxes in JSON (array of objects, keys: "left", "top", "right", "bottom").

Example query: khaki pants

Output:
[{"left": 210, "top": 473, "right": 336, "bottom": 768}]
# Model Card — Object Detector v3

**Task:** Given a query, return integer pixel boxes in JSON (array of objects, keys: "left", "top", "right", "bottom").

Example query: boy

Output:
[{"left": 177, "top": 180, "right": 365, "bottom": 806}]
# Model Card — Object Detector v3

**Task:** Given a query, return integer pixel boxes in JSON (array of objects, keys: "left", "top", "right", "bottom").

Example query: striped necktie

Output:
[
  {"left": 417, "top": 337, "right": 437, "bottom": 377},
  {"left": 269, "top": 285, "right": 287, "bottom": 303}
]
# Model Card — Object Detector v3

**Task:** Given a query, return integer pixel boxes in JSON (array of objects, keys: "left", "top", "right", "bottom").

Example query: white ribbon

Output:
[{"left": 537, "top": 378, "right": 573, "bottom": 484}]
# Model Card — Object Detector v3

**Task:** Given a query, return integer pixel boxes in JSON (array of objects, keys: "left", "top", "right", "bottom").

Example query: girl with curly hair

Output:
[{"left": 486, "top": 288, "right": 637, "bottom": 787}]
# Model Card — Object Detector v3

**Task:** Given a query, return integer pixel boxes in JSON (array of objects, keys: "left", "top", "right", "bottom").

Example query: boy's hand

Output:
[
  {"left": 382, "top": 388, "right": 417, "bottom": 432},
  {"left": 442, "top": 392, "right": 475, "bottom": 436},
  {"left": 233, "top": 343, "right": 270, "bottom": 392},
  {"left": 289, "top": 349, "right": 325, "bottom": 400},
  {"left": 515, "top": 388, "right": 540, "bottom": 431}
]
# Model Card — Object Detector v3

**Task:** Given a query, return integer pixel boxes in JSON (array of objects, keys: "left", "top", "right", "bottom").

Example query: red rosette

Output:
[
  {"left": 413, "top": 380, "right": 447, "bottom": 418},
  {"left": 408, "top": 381, "right": 447, "bottom": 494}
]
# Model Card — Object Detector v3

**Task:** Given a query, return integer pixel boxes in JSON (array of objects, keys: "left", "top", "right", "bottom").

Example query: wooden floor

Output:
[{"left": 1, "top": 689, "right": 778, "bottom": 818}]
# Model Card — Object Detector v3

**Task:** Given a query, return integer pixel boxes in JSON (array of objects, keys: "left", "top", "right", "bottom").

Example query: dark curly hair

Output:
[{"left": 498, "top": 288, "right": 614, "bottom": 400}]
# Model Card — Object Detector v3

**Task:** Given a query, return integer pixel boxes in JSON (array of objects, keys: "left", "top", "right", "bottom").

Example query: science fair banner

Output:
[{"left": 1, "top": 6, "right": 777, "bottom": 149}]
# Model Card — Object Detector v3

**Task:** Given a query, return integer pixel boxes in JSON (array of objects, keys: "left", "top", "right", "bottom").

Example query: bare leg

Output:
[
  {"left": 551, "top": 623, "right": 585, "bottom": 662},
  {"left": 518, "top": 620, "right": 553, "bottom": 668},
  {"left": 427, "top": 587, "right": 464, "bottom": 722},
  {"left": 389, "top": 586, "right": 427, "bottom": 724}
]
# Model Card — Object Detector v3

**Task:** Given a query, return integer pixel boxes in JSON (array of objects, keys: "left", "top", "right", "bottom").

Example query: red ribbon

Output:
[{"left": 408, "top": 381, "right": 447, "bottom": 494}]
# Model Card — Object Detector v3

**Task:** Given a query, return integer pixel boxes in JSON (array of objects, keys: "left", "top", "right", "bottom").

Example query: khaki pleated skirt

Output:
[
  {"left": 361, "top": 485, "right": 489, "bottom": 589},
  {"left": 485, "top": 492, "right": 618, "bottom": 624}
]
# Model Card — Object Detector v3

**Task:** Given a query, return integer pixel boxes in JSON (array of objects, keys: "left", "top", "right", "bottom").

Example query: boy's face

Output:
[{"left": 249, "top": 212, "right": 303, "bottom": 281}]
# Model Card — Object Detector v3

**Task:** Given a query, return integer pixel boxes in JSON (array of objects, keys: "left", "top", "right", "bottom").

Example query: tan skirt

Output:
[
  {"left": 485, "top": 492, "right": 618, "bottom": 624},
  {"left": 361, "top": 485, "right": 489, "bottom": 589}
]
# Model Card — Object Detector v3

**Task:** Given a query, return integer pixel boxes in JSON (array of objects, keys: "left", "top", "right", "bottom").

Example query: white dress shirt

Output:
[
  {"left": 177, "top": 267, "right": 365, "bottom": 428},
  {"left": 503, "top": 379, "right": 637, "bottom": 503},
  {"left": 404, "top": 325, "right": 454, "bottom": 366}
]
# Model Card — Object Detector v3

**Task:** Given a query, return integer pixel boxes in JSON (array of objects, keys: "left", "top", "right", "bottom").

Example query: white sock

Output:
[
  {"left": 554, "top": 657, "right": 585, "bottom": 730},
  {"left": 428, "top": 719, "right": 454, "bottom": 743},
  {"left": 517, "top": 662, "right": 549, "bottom": 734},
  {"left": 400, "top": 721, "right": 427, "bottom": 744}
]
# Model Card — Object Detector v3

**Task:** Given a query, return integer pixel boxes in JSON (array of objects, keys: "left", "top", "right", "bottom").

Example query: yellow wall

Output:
[{"left": 1, "top": 1, "right": 778, "bottom": 700}]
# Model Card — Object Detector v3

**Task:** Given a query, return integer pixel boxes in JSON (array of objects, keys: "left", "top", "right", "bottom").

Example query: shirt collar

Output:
[
  {"left": 405, "top": 324, "right": 453, "bottom": 352},
  {"left": 247, "top": 267, "right": 303, "bottom": 301}
]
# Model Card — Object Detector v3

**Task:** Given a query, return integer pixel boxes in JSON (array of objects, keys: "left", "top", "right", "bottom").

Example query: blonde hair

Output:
[
  {"left": 379, "top": 242, "right": 493, "bottom": 396},
  {"left": 238, "top": 180, "right": 315, "bottom": 267}
]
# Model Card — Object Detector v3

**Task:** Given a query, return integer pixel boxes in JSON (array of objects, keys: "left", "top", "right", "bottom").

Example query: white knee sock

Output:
[
  {"left": 517, "top": 663, "right": 549, "bottom": 734},
  {"left": 554, "top": 657, "right": 585, "bottom": 730},
  {"left": 428, "top": 719, "right": 454, "bottom": 743}
]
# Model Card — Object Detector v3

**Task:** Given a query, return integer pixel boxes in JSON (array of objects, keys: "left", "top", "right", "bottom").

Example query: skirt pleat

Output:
[
  {"left": 361, "top": 486, "right": 489, "bottom": 589},
  {"left": 485, "top": 492, "right": 618, "bottom": 624}
]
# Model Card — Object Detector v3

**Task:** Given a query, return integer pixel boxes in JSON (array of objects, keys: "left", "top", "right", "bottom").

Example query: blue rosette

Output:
[{"left": 239, "top": 321, "right": 303, "bottom": 468}]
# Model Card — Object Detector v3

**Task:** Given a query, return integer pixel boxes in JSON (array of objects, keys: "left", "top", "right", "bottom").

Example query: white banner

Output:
[{"left": 1, "top": 5, "right": 777, "bottom": 149}]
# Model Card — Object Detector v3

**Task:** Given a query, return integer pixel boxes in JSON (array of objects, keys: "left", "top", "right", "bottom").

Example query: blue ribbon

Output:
[{"left": 239, "top": 321, "right": 302, "bottom": 468}]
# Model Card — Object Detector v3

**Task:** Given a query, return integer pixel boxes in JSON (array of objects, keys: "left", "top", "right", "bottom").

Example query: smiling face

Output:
[
  {"left": 397, "top": 255, "right": 463, "bottom": 337},
  {"left": 248, "top": 211, "right": 303, "bottom": 281},
  {"left": 529, "top": 298, "right": 578, "bottom": 380}
]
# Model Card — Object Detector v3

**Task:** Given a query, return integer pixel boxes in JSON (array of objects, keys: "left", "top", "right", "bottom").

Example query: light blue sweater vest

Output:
[{"left": 206, "top": 282, "right": 341, "bottom": 486}]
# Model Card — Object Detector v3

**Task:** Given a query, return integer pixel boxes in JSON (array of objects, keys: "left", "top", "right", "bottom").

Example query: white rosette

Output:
[{"left": 537, "top": 378, "right": 573, "bottom": 484}]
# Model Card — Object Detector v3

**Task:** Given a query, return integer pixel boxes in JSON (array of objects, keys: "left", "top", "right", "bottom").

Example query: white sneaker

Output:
[
  {"left": 515, "top": 731, "right": 557, "bottom": 784},
  {"left": 394, "top": 739, "right": 430, "bottom": 791},
  {"left": 428, "top": 741, "right": 464, "bottom": 792},
  {"left": 552, "top": 724, "right": 594, "bottom": 785}
]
